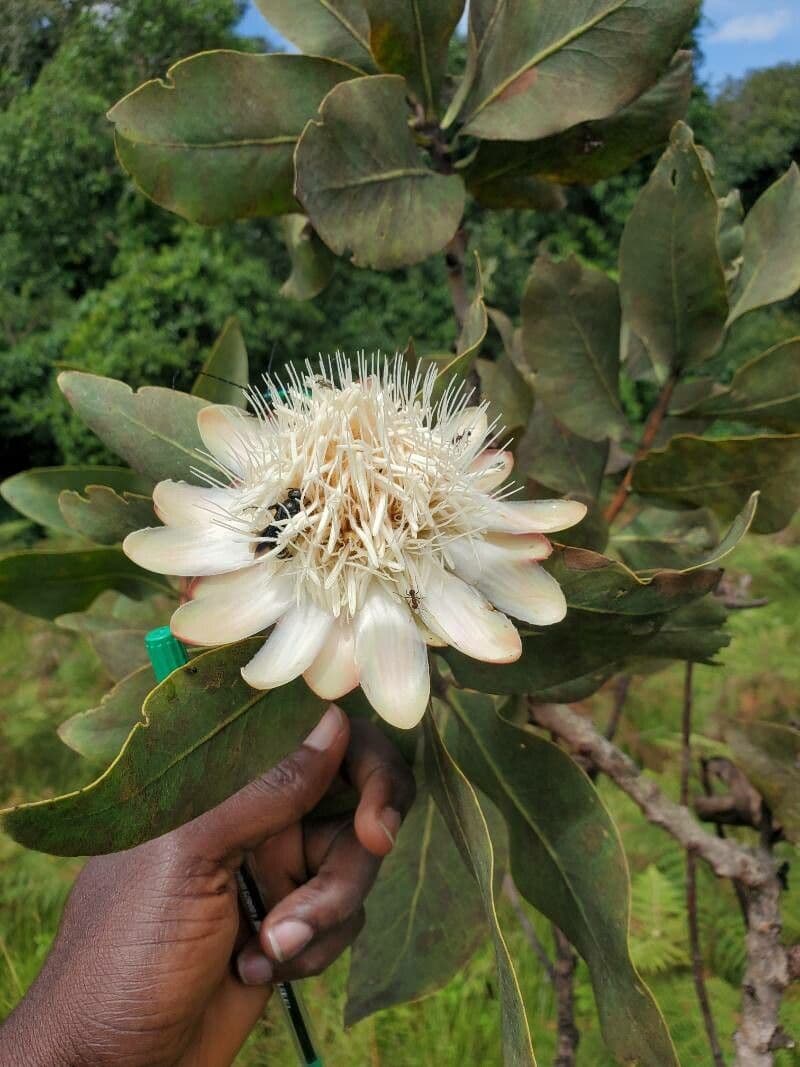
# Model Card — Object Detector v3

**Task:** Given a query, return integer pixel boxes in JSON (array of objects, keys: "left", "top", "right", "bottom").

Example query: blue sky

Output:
[{"left": 238, "top": 0, "right": 800, "bottom": 91}]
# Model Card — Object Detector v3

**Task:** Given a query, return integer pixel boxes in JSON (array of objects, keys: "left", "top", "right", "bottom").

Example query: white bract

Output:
[{"left": 124, "top": 357, "right": 586, "bottom": 728}]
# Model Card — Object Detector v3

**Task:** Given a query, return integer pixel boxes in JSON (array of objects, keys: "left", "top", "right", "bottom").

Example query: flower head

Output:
[{"left": 124, "top": 356, "right": 586, "bottom": 728}]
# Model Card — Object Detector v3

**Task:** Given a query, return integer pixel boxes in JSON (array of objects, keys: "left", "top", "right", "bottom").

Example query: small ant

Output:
[
  {"left": 405, "top": 588, "right": 421, "bottom": 612},
  {"left": 255, "top": 489, "right": 302, "bottom": 558}
]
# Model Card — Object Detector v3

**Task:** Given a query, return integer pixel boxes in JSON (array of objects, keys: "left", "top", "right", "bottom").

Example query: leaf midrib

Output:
[
  {"left": 319, "top": 167, "right": 438, "bottom": 191},
  {"left": 453, "top": 708, "right": 608, "bottom": 964},
  {"left": 428, "top": 722, "right": 536, "bottom": 1065},
  {"left": 559, "top": 288, "right": 625, "bottom": 425},
  {"left": 114, "top": 407, "right": 212, "bottom": 474},
  {"left": 467, "top": 0, "right": 629, "bottom": 122},
  {"left": 121, "top": 134, "right": 297, "bottom": 150},
  {"left": 381, "top": 797, "right": 436, "bottom": 988},
  {"left": 29, "top": 685, "right": 268, "bottom": 826},
  {"left": 317, "top": 0, "right": 373, "bottom": 56}
]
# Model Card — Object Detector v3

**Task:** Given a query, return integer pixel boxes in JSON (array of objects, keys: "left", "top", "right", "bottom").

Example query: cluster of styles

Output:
[{"left": 2, "top": 2, "right": 799, "bottom": 1065}]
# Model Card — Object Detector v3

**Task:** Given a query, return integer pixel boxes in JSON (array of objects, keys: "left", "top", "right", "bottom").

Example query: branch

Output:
[
  {"left": 528, "top": 702, "right": 793, "bottom": 1064},
  {"left": 528, "top": 702, "right": 772, "bottom": 888},
  {"left": 502, "top": 875, "right": 556, "bottom": 984},
  {"left": 552, "top": 926, "right": 580, "bottom": 1067},
  {"left": 681, "top": 665, "right": 726, "bottom": 1067},
  {"left": 603, "top": 374, "right": 678, "bottom": 525},
  {"left": 700, "top": 757, "right": 750, "bottom": 925},
  {"left": 735, "top": 879, "right": 793, "bottom": 1065}
]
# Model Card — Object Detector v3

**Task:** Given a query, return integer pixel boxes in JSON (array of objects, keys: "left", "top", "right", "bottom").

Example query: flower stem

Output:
[{"left": 603, "top": 374, "right": 678, "bottom": 525}]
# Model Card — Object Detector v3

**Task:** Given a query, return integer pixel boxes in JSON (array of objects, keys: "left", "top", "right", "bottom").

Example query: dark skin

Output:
[{"left": 0, "top": 705, "right": 415, "bottom": 1067}]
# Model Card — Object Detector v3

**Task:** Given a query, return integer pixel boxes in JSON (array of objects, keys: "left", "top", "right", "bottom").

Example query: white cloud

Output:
[{"left": 710, "top": 9, "right": 794, "bottom": 43}]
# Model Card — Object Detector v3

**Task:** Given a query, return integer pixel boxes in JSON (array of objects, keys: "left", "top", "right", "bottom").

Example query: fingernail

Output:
[
  {"left": 379, "top": 807, "right": 402, "bottom": 847},
  {"left": 266, "top": 919, "right": 314, "bottom": 962},
  {"left": 304, "top": 705, "right": 345, "bottom": 752},
  {"left": 237, "top": 948, "right": 273, "bottom": 986}
]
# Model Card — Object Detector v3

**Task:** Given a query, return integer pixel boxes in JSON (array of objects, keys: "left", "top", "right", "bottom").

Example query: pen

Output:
[{"left": 144, "top": 627, "right": 323, "bottom": 1067}]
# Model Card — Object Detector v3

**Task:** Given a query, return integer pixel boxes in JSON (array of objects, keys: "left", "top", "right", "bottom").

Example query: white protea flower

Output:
[{"left": 123, "top": 356, "right": 586, "bottom": 729}]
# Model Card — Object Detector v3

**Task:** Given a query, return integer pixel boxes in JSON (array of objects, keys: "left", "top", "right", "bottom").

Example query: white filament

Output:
[{"left": 194, "top": 353, "right": 508, "bottom": 619}]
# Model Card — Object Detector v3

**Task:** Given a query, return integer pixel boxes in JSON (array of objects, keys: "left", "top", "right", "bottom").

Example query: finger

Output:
[
  {"left": 191, "top": 704, "right": 349, "bottom": 860},
  {"left": 200, "top": 972, "right": 271, "bottom": 1057},
  {"left": 249, "top": 824, "right": 306, "bottom": 909},
  {"left": 260, "top": 825, "right": 380, "bottom": 964},
  {"left": 345, "top": 719, "right": 416, "bottom": 857},
  {"left": 236, "top": 910, "right": 365, "bottom": 986}
]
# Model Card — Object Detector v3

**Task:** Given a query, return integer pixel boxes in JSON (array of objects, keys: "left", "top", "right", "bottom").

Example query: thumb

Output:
[{"left": 192, "top": 704, "right": 349, "bottom": 860}]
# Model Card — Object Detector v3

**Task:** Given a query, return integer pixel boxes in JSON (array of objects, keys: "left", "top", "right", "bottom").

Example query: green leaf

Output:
[
  {"left": 424, "top": 713, "right": 536, "bottom": 1067},
  {"left": 58, "top": 371, "right": 214, "bottom": 483},
  {"left": 1, "top": 641, "right": 325, "bottom": 855},
  {"left": 191, "top": 317, "right": 249, "bottom": 407},
  {"left": 58, "top": 667, "right": 155, "bottom": 764},
  {"left": 58, "top": 487, "right": 156, "bottom": 546},
  {"left": 466, "top": 170, "right": 565, "bottom": 212},
  {"left": 464, "top": 50, "right": 692, "bottom": 189},
  {"left": 295, "top": 75, "right": 465, "bottom": 270},
  {"left": 718, "top": 188, "right": 744, "bottom": 286},
  {"left": 345, "top": 788, "right": 486, "bottom": 1025},
  {"left": 690, "top": 337, "right": 800, "bottom": 432},
  {"left": 109, "top": 52, "right": 361, "bottom": 224},
  {"left": 0, "top": 547, "right": 169, "bottom": 621},
  {"left": 279, "top": 215, "right": 336, "bottom": 301},
  {"left": 445, "top": 0, "right": 697, "bottom": 141},
  {"left": 364, "top": 0, "right": 465, "bottom": 115},
  {"left": 617, "top": 494, "right": 758, "bottom": 580},
  {"left": 446, "top": 692, "right": 678, "bottom": 1067},
  {"left": 441, "top": 611, "right": 664, "bottom": 697},
  {"left": 544, "top": 545, "right": 721, "bottom": 615},
  {"left": 633, "top": 434, "right": 800, "bottom": 535},
  {"left": 612, "top": 494, "right": 756, "bottom": 573},
  {"left": 728, "top": 163, "right": 800, "bottom": 325},
  {"left": 521, "top": 255, "right": 626, "bottom": 441},
  {"left": 56, "top": 591, "right": 174, "bottom": 681},
  {"left": 255, "top": 0, "right": 374, "bottom": 70},
  {"left": 635, "top": 596, "right": 730, "bottom": 666},
  {"left": 477, "top": 355, "right": 532, "bottom": 442},
  {"left": 517, "top": 405, "right": 608, "bottom": 504},
  {"left": 619, "top": 123, "right": 728, "bottom": 383},
  {"left": 430, "top": 255, "right": 488, "bottom": 403},
  {"left": 1, "top": 466, "right": 152, "bottom": 535},
  {"left": 728, "top": 722, "right": 800, "bottom": 844},
  {"left": 486, "top": 306, "right": 536, "bottom": 391},
  {"left": 613, "top": 514, "right": 712, "bottom": 571}
]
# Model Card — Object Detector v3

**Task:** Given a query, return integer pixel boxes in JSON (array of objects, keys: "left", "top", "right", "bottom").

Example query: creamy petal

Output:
[
  {"left": 241, "top": 601, "right": 333, "bottom": 689},
  {"left": 470, "top": 449, "right": 514, "bottom": 492},
  {"left": 171, "top": 572, "right": 294, "bottom": 646},
  {"left": 353, "top": 583, "right": 429, "bottom": 729},
  {"left": 449, "top": 539, "right": 567, "bottom": 626},
  {"left": 484, "top": 532, "right": 553, "bottom": 561},
  {"left": 123, "top": 526, "right": 253, "bottom": 576},
  {"left": 153, "top": 480, "right": 237, "bottom": 527},
  {"left": 415, "top": 619, "right": 448, "bottom": 648},
  {"left": 303, "top": 618, "right": 359, "bottom": 700},
  {"left": 197, "top": 405, "right": 265, "bottom": 476},
  {"left": 441, "top": 406, "right": 488, "bottom": 454},
  {"left": 420, "top": 566, "right": 521, "bottom": 664},
  {"left": 189, "top": 561, "right": 273, "bottom": 601},
  {"left": 485, "top": 498, "right": 587, "bottom": 534}
]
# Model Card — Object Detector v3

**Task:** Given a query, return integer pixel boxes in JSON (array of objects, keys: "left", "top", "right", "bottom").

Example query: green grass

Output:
[{"left": 1, "top": 522, "right": 800, "bottom": 1064}]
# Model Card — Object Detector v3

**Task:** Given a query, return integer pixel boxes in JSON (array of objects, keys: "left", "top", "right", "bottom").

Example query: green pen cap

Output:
[{"left": 145, "top": 626, "right": 189, "bottom": 683}]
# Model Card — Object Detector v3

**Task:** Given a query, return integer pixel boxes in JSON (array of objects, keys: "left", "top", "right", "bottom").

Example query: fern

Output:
[
  {"left": 629, "top": 865, "right": 690, "bottom": 975},
  {"left": 650, "top": 974, "right": 739, "bottom": 1064}
]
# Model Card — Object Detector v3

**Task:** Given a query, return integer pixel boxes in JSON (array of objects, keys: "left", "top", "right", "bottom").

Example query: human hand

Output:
[{"left": 0, "top": 705, "right": 415, "bottom": 1067}]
